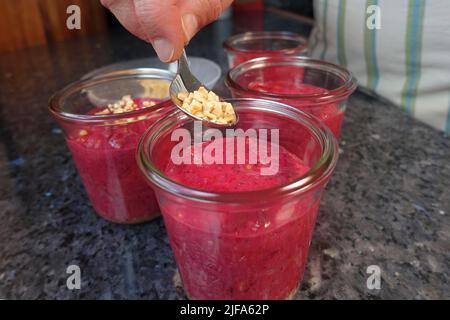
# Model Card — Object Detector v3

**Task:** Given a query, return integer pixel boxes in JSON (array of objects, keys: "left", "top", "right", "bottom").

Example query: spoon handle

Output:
[{"left": 178, "top": 49, "right": 203, "bottom": 92}]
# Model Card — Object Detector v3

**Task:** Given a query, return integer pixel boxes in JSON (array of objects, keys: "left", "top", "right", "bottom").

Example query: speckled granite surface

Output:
[{"left": 0, "top": 11, "right": 449, "bottom": 300}]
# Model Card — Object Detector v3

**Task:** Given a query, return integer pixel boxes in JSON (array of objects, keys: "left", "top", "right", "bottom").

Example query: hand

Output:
[{"left": 101, "top": 0, "right": 233, "bottom": 62}]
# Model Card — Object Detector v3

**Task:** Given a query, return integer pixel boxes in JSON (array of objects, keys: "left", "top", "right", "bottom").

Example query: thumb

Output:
[
  {"left": 133, "top": 0, "right": 185, "bottom": 62},
  {"left": 179, "top": 0, "right": 233, "bottom": 42},
  {"left": 101, "top": 0, "right": 186, "bottom": 62}
]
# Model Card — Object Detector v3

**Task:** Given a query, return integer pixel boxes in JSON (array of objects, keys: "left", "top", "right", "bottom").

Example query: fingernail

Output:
[
  {"left": 153, "top": 38, "right": 174, "bottom": 62},
  {"left": 182, "top": 14, "right": 198, "bottom": 40}
]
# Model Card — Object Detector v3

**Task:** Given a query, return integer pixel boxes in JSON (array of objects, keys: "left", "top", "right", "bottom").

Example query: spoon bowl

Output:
[{"left": 170, "top": 50, "right": 238, "bottom": 128}]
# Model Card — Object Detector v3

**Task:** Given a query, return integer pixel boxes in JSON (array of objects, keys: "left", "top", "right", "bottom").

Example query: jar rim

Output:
[
  {"left": 223, "top": 31, "right": 308, "bottom": 54},
  {"left": 226, "top": 56, "right": 358, "bottom": 104},
  {"left": 137, "top": 98, "right": 339, "bottom": 204},
  {"left": 48, "top": 68, "right": 175, "bottom": 124}
]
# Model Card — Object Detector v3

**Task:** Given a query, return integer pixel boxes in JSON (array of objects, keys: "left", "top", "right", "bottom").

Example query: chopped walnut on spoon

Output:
[{"left": 177, "top": 87, "right": 237, "bottom": 125}]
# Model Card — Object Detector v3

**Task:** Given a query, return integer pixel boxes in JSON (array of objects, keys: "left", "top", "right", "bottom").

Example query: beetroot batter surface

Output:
[
  {"left": 160, "top": 137, "right": 322, "bottom": 299},
  {"left": 165, "top": 137, "right": 309, "bottom": 192}
]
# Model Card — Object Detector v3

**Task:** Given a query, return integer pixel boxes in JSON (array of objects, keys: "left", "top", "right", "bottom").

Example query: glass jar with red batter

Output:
[
  {"left": 138, "top": 99, "right": 339, "bottom": 299},
  {"left": 49, "top": 69, "right": 175, "bottom": 224},
  {"left": 223, "top": 31, "right": 308, "bottom": 68},
  {"left": 226, "top": 56, "right": 357, "bottom": 139}
]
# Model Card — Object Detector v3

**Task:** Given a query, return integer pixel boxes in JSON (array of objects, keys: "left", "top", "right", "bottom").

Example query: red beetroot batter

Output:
[
  {"left": 161, "top": 137, "right": 321, "bottom": 299},
  {"left": 67, "top": 98, "right": 161, "bottom": 223}
]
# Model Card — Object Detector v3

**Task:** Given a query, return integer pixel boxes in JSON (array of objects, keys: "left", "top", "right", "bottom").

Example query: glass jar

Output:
[
  {"left": 138, "top": 99, "right": 339, "bottom": 299},
  {"left": 223, "top": 31, "right": 308, "bottom": 68},
  {"left": 49, "top": 68, "right": 175, "bottom": 224},
  {"left": 226, "top": 56, "right": 358, "bottom": 139}
]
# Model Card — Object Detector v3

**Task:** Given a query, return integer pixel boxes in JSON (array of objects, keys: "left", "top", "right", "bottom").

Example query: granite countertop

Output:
[{"left": 0, "top": 10, "right": 449, "bottom": 300}]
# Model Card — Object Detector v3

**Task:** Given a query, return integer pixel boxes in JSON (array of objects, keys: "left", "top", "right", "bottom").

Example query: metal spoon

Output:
[{"left": 169, "top": 50, "right": 238, "bottom": 128}]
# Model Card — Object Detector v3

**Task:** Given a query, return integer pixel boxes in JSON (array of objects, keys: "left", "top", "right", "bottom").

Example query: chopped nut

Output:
[
  {"left": 79, "top": 129, "right": 88, "bottom": 136},
  {"left": 140, "top": 79, "right": 170, "bottom": 98},
  {"left": 193, "top": 91, "right": 206, "bottom": 103},
  {"left": 203, "top": 101, "right": 214, "bottom": 113},
  {"left": 197, "top": 86, "right": 208, "bottom": 96},
  {"left": 211, "top": 102, "right": 223, "bottom": 117},
  {"left": 95, "top": 108, "right": 111, "bottom": 115},
  {"left": 183, "top": 93, "right": 194, "bottom": 105},
  {"left": 190, "top": 99, "right": 203, "bottom": 111},
  {"left": 177, "top": 86, "right": 236, "bottom": 124},
  {"left": 177, "top": 92, "right": 189, "bottom": 101},
  {"left": 142, "top": 100, "right": 156, "bottom": 107},
  {"left": 208, "top": 91, "right": 219, "bottom": 102},
  {"left": 182, "top": 102, "right": 191, "bottom": 113},
  {"left": 95, "top": 96, "right": 157, "bottom": 115},
  {"left": 224, "top": 103, "right": 234, "bottom": 114},
  {"left": 203, "top": 111, "right": 217, "bottom": 120}
]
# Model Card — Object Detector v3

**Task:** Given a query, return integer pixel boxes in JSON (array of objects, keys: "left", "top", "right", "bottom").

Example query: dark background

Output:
[
  {"left": 0, "top": 0, "right": 315, "bottom": 52},
  {"left": 105, "top": 0, "right": 315, "bottom": 31},
  {"left": 266, "top": 0, "right": 314, "bottom": 16}
]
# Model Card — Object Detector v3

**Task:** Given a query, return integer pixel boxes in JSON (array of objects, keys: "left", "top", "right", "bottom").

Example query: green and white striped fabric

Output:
[{"left": 309, "top": 0, "right": 450, "bottom": 135}]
